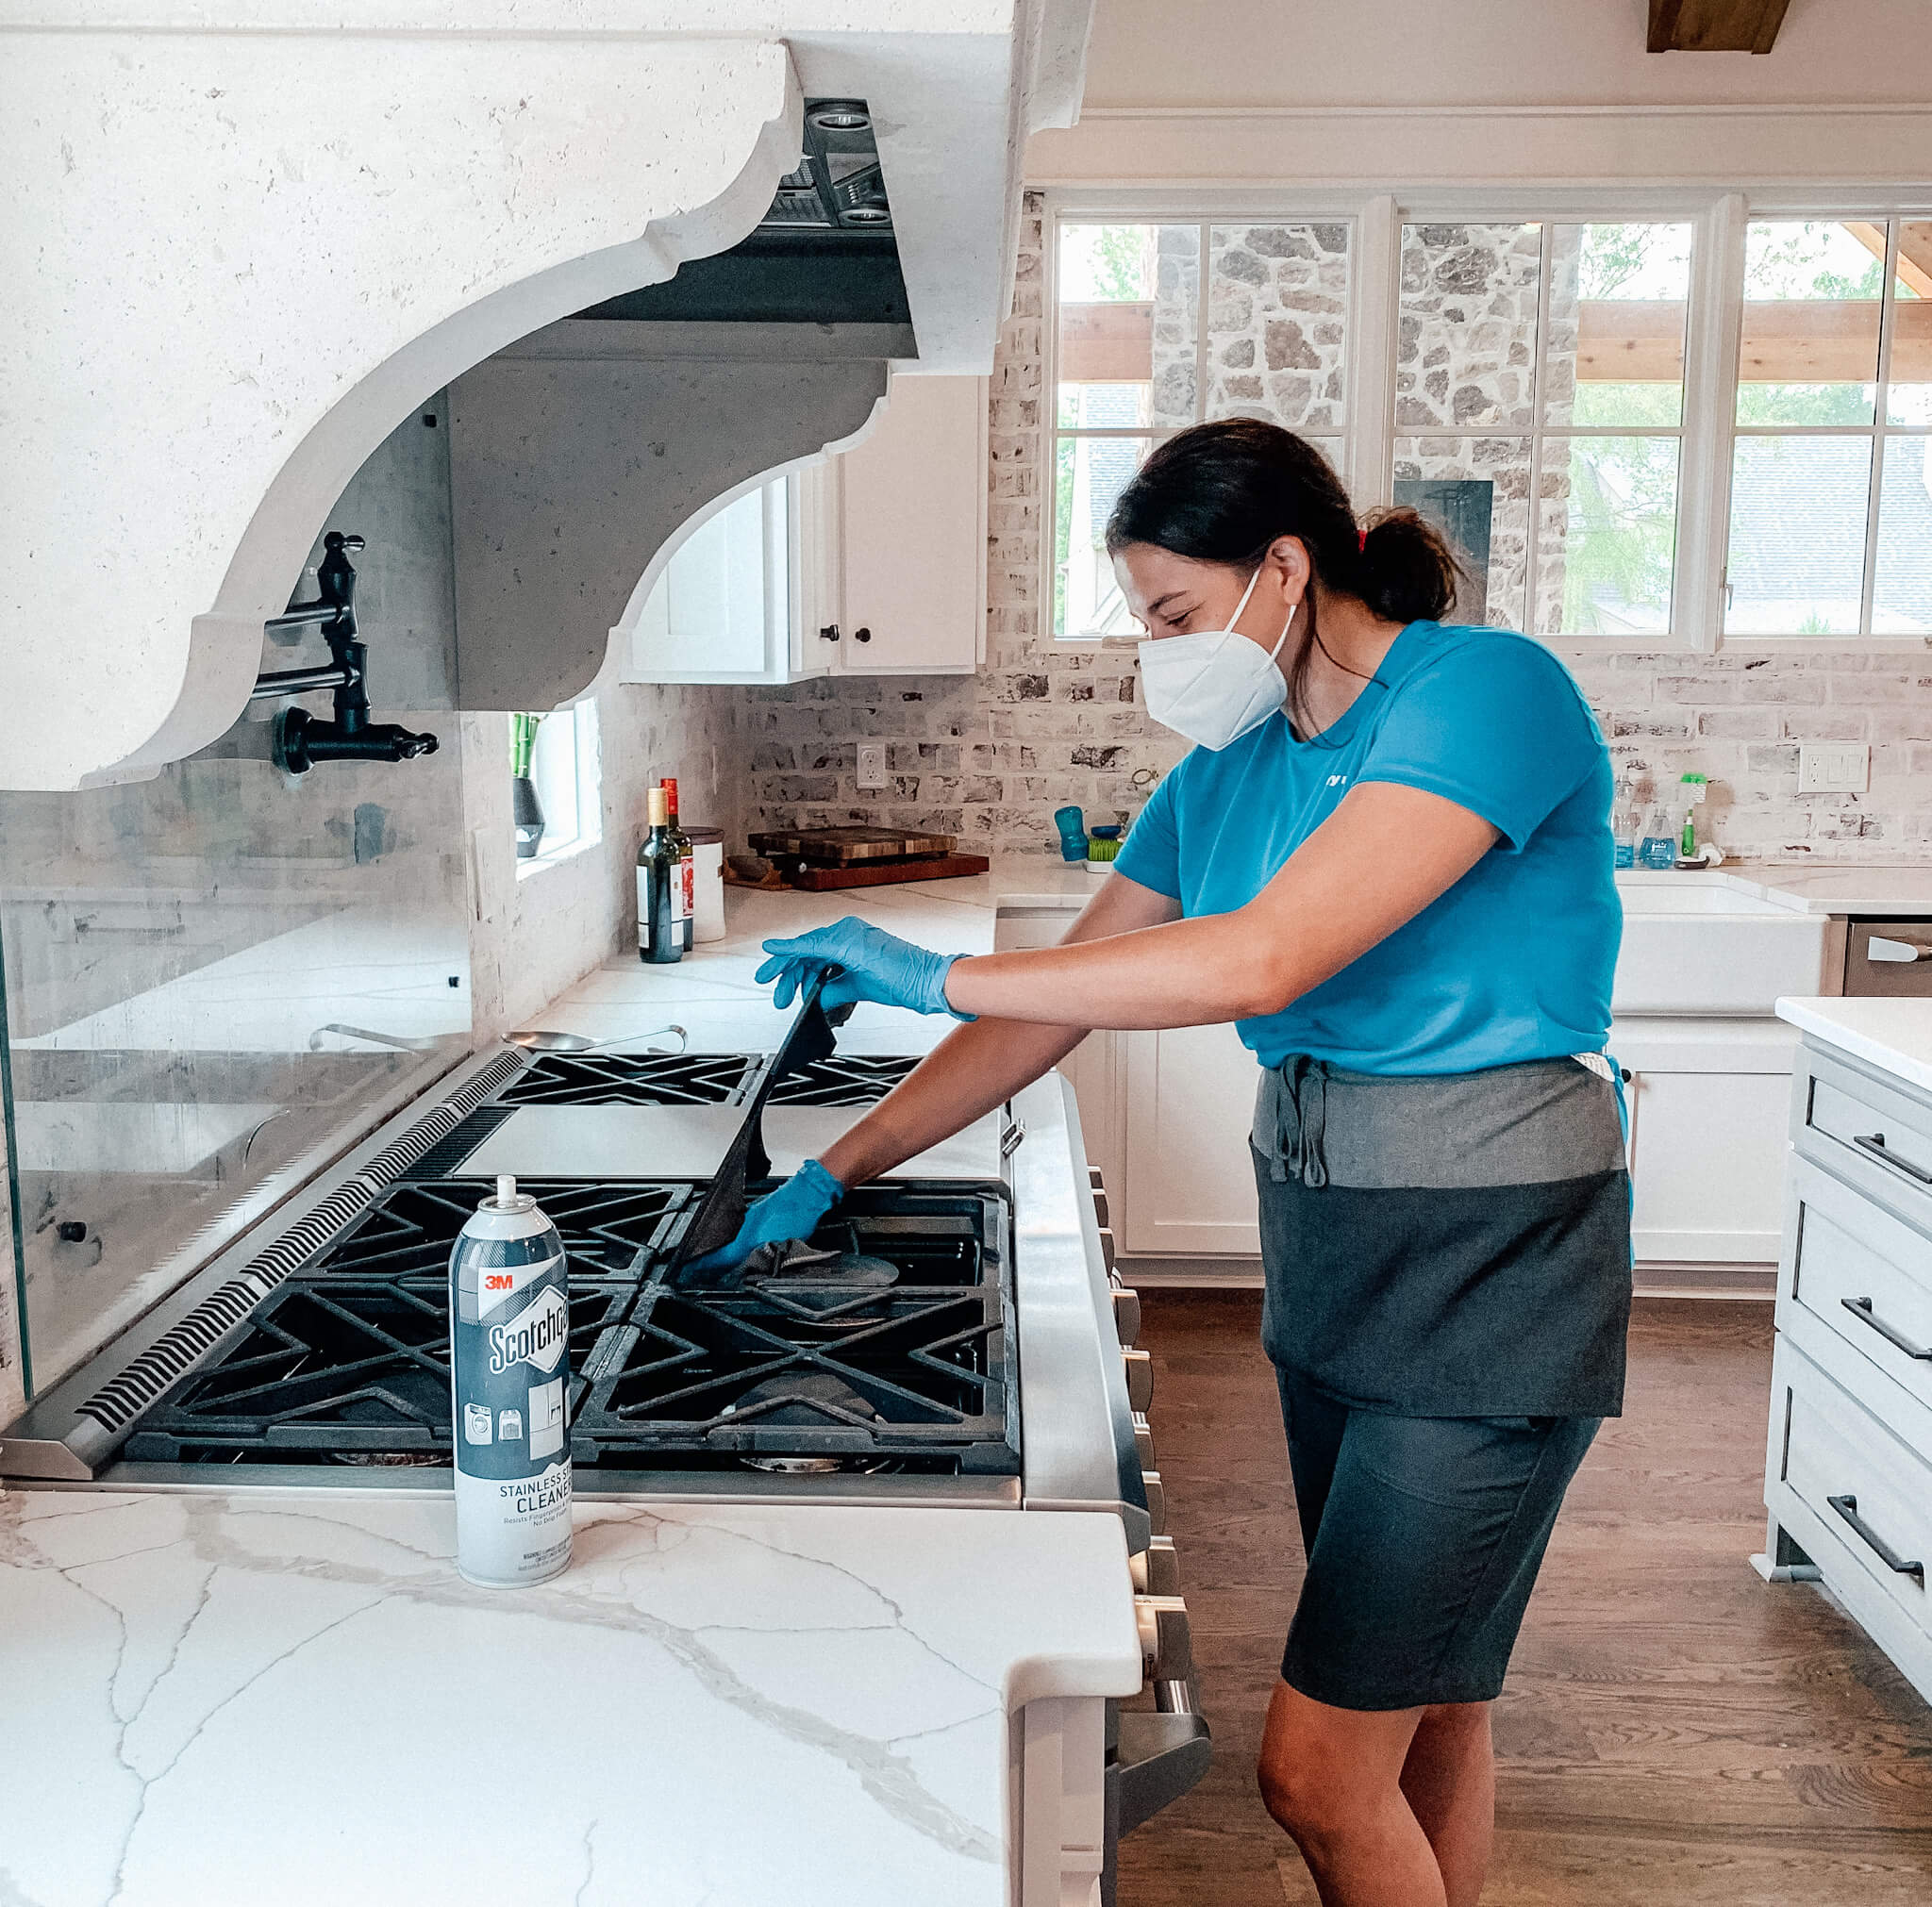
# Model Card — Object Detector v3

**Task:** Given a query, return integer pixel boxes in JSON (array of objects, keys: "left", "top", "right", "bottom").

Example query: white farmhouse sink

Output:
[{"left": 1614, "top": 873, "right": 1828, "bottom": 1016}]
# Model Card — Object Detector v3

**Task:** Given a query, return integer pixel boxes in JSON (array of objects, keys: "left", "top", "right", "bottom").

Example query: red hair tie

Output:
[{"left": 1357, "top": 527, "right": 1368, "bottom": 554}]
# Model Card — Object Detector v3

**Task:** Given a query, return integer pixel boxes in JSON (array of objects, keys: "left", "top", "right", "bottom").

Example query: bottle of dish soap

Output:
[
  {"left": 1610, "top": 778, "right": 1640, "bottom": 871},
  {"left": 1678, "top": 771, "right": 1708, "bottom": 864},
  {"left": 1639, "top": 798, "right": 1677, "bottom": 871}
]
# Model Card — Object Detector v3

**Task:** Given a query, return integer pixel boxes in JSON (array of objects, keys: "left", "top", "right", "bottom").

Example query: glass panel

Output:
[
  {"left": 1737, "top": 220, "right": 1882, "bottom": 425},
  {"left": 1536, "top": 437, "right": 1680, "bottom": 637},
  {"left": 1724, "top": 434, "right": 1874, "bottom": 634},
  {"left": 1546, "top": 223, "right": 1692, "bottom": 428},
  {"left": 0, "top": 404, "right": 474, "bottom": 1394},
  {"left": 1391, "top": 436, "right": 1531, "bottom": 629},
  {"left": 1056, "top": 434, "right": 1155, "bottom": 636},
  {"left": 1056, "top": 224, "right": 1199, "bottom": 434},
  {"left": 1206, "top": 223, "right": 1351, "bottom": 429},
  {"left": 1888, "top": 219, "right": 1932, "bottom": 426},
  {"left": 1396, "top": 224, "right": 1542, "bottom": 432},
  {"left": 1874, "top": 434, "right": 1932, "bottom": 634}
]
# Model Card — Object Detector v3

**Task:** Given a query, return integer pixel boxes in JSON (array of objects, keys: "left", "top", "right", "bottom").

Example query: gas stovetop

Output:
[
  {"left": 122, "top": 1177, "right": 1017, "bottom": 1477},
  {"left": 495, "top": 1051, "right": 921, "bottom": 1108}
]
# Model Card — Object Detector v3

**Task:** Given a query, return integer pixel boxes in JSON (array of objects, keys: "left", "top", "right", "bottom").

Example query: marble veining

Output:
[{"left": 0, "top": 1489, "right": 1139, "bottom": 1907}]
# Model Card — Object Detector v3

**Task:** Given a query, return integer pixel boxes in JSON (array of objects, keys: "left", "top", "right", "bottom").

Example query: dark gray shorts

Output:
[{"left": 1277, "top": 1370, "right": 1599, "bottom": 1711}]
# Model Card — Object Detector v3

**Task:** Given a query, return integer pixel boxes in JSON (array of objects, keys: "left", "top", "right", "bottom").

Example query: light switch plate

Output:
[
  {"left": 857, "top": 742, "right": 888, "bottom": 790},
  {"left": 1797, "top": 742, "right": 1869, "bottom": 793}
]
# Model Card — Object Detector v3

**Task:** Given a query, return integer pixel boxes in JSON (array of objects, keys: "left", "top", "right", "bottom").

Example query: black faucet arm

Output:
[{"left": 276, "top": 708, "right": 440, "bottom": 773}]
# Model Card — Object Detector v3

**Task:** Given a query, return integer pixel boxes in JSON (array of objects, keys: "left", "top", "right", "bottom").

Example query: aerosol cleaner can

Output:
[{"left": 449, "top": 1175, "right": 573, "bottom": 1587}]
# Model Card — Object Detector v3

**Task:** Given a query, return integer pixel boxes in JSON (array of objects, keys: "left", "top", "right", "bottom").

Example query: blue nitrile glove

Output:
[
  {"left": 756, "top": 917, "right": 975, "bottom": 1020},
  {"left": 683, "top": 1157, "right": 844, "bottom": 1279}
]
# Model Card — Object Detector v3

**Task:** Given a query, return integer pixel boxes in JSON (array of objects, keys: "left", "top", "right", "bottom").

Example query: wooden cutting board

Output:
[
  {"left": 784, "top": 853, "right": 990, "bottom": 890},
  {"left": 748, "top": 825, "right": 956, "bottom": 864}
]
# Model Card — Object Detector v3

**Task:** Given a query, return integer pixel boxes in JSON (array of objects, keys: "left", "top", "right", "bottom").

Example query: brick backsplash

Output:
[{"left": 741, "top": 193, "right": 1932, "bottom": 866}]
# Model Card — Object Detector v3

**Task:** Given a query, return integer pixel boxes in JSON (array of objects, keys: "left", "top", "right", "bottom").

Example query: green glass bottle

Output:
[{"left": 637, "top": 787, "right": 683, "bottom": 965}]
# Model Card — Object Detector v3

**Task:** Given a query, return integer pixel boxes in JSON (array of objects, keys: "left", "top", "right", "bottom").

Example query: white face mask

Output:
[{"left": 1136, "top": 567, "right": 1297, "bottom": 752}]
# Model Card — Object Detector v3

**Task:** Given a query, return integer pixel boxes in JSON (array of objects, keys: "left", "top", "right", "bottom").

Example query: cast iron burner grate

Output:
[
  {"left": 575, "top": 1190, "right": 1018, "bottom": 1474},
  {"left": 308, "top": 1179, "right": 691, "bottom": 1280},
  {"left": 124, "top": 1275, "right": 632, "bottom": 1461},
  {"left": 764, "top": 1054, "right": 921, "bottom": 1105},
  {"left": 114, "top": 1179, "right": 1016, "bottom": 1477},
  {"left": 498, "top": 1053, "right": 760, "bottom": 1106}
]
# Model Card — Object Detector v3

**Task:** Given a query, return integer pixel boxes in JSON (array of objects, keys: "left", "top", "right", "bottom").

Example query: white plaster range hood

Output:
[{"left": 2, "top": 0, "right": 1092, "bottom": 790}]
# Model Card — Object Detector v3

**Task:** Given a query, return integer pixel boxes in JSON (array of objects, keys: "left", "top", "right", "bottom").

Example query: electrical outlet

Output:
[
  {"left": 1798, "top": 742, "right": 1869, "bottom": 794},
  {"left": 856, "top": 742, "right": 889, "bottom": 790}
]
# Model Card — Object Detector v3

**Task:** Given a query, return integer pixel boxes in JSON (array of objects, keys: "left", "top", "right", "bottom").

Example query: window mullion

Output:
[
  {"left": 1686, "top": 192, "right": 1748, "bottom": 652},
  {"left": 1860, "top": 220, "right": 1899, "bottom": 637},
  {"left": 1349, "top": 194, "right": 1399, "bottom": 506},
  {"left": 1192, "top": 222, "right": 1211, "bottom": 430},
  {"left": 1526, "top": 223, "right": 1554, "bottom": 639}
]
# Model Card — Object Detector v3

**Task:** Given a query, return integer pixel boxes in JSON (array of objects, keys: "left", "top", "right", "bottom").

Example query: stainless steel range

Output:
[{"left": 2, "top": 1036, "right": 1207, "bottom": 1892}]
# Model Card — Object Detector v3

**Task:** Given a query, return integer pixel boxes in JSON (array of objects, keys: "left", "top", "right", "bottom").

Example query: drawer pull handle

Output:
[
  {"left": 1852, "top": 1132, "right": 1932, "bottom": 1186},
  {"left": 1841, "top": 1296, "right": 1932, "bottom": 1363},
  {"left": 1826, "top": 1493, "right": 1925, "bottom": 1586}
]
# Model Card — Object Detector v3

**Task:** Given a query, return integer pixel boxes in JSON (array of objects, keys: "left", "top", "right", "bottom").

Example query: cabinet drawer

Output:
[
  {"left": 1794, "top": 1047, "right": 1932, "bottom": 1235},
  {"left": 1772, "top": 1338, "right": 1932, "bottom": 1646},
  {"left": 1788, "top": 1157, "right": 1932, "bottom": 1418}
]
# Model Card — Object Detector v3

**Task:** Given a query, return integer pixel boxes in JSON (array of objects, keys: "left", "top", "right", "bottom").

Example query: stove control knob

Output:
[
  {"left": 1095, "top": 1225, "right": 1117, "bottom": 1276},
  {"left": 1134, "top": 1594, "right": 1193, "bottom": 1683},
  {"left": 1133, "top": 1414, "right": 1157, "bottom": 1471},
  {"left": 1129, "top": 1535, "right": 1182, "bottom": 1598},
  {"left": 1111, "top": 1284, "right": 1141, "bottom": 1346},
  {"left": 1141, "top": 1468, "right": 1166, "bottom": 1534},
  {"left": 1122, "top": 1346, "right": 1154, "bottom": 1412}
]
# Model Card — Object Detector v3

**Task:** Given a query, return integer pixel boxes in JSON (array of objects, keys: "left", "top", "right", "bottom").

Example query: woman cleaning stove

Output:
[{"left": 692, "top": 418, "right": 1628, "bottom": 1907}]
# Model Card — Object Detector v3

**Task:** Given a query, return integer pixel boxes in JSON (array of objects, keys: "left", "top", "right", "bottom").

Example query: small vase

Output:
[{"left": 511, "top": 774, "right": 545, "bottom": 859}]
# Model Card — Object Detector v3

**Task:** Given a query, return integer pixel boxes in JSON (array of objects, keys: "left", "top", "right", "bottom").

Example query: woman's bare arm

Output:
[
  {"left": 941, "top": 782, "right": 1498, "bottom": 1031},
  {"left": 818, "top": 872, "right": 1181, "bottom": 1186}
]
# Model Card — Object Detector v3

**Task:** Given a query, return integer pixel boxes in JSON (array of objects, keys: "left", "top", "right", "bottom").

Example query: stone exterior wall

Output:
[
  {"left": 740, "top": 193, "right": 1932, "bottom": 865},
  {"left": 1208, "top": 222, "right": 1352, "bottom": 437}
]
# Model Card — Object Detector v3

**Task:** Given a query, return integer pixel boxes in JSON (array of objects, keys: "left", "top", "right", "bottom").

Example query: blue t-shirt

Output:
[{"left": 1112, "top": 620, "right": 1618, "bottom": 1074}]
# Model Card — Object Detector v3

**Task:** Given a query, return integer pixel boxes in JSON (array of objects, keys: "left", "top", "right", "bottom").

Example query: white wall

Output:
[{"left": 1032, "top": 0, "right": 1932, "bottom": 182}]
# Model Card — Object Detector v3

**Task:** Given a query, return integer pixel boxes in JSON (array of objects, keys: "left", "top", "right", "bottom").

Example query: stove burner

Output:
[{"left": 727, "top": 1369, "right": 878, "bottom": 1427}]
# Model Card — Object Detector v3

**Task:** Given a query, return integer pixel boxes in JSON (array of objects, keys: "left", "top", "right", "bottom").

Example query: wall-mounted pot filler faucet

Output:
[{"left": 248, "top": 531, "right": 439, "bottom": 773}]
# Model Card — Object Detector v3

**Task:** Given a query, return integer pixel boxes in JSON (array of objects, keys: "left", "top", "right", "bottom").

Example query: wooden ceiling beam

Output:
[{"left": 1648, "top": 0, "right": 1791, "bottom": 54}]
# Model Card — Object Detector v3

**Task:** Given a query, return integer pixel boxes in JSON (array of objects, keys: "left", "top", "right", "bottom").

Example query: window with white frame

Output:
[
  {"left": 1045, "top": 198, "right": 1932, "bottom": 650},
  {"left": 1725, "top": 219, "right": 1932, "bottom": 637},
  {"left": 518, "top": 696, "right": 602, "bottom": 873},
  {"left": 1052, "top": 218, "right": 1354, "bottom": 638}
]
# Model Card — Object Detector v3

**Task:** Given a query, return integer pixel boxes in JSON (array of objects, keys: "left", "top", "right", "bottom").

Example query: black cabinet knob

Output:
[
  {"left": 819, "top": 623, "right": 841, "bottom": 642},
  {"left": 854, "top": 626, "right": 872, "bottom": 644}
]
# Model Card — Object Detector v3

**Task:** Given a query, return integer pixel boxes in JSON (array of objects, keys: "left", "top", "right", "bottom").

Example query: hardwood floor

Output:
[{"left": 1115, "top": 1294, "right": 1932, "bottom": 1906}]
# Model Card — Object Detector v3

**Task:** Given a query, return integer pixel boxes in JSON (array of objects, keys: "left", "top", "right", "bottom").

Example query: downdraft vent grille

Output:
[
  {"left": 404, "top": 1104, "right": 516, "bottom": 1179},
  {"left": 77, "top": 1277, "right": 268, "bottom": 1432}
]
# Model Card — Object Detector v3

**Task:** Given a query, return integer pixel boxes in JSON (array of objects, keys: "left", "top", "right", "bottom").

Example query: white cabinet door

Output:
[
  {"left": 830, "top": 374, "right": 988, "bottom": 675},
  {"left": 1627, "top": 1068, "right": 1790, "bottom": 1264},
  {"left": 625, "top": 475, "right": 821, "bottom": 686},
  {"left": 1119, "top": 1024, "right": 1261, "bottom": 1258}
]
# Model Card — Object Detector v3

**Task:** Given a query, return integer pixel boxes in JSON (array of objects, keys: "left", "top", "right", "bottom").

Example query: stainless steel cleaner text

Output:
[{"left": 449, "top": 1174, "right": 573, "bottom": 1586}]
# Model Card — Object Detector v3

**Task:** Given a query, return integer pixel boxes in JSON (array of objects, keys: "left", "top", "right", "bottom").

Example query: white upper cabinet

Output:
[
  {"left": 824, "top": 373, "right": 989, "bottom": 675},
  {"left": 623, "top": 373, "right": 987, "bottom": 686}
]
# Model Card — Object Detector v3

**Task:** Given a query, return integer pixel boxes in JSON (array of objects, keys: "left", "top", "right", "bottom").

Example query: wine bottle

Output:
[
  {"left": 662, "top": 777, "right": 696, "bottom": 954},
  {"left": 637, "top": 787, "right": 683, "bottom": 965}
]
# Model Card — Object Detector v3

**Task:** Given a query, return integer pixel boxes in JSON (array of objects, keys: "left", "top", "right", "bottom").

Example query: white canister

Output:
[{"left": 688, "top": 827, "right": 726, "bottom": 943}]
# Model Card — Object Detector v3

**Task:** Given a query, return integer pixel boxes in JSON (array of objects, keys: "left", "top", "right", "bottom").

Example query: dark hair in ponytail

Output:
[{"left": 1105, "top": 419, "right": 1462, "bottom": 733}]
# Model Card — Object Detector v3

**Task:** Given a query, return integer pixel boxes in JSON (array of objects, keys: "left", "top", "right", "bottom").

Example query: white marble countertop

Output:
[
  {"left": 531, "top": 857, "right": 1100, "bottom": 1056},
  {"left": 1684, "top": 862, "right": 1932, "bottom": 917},
  {"left": 1776, "top": 995, "right": 1932, "bottom": 1098},
  {"left": 0, "top": 1489, "right": 1141, "bottom": 1907}
]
